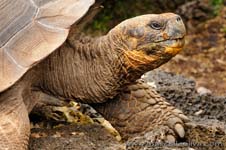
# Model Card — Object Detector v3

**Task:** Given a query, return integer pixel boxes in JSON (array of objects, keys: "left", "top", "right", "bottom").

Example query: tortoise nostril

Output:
[{"left": 176, "top": 17, "right": 181, "bottom": 22}]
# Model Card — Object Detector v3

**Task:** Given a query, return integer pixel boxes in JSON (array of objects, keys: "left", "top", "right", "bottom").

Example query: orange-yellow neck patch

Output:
[
  {"left": 123, "top": 45, "right": 183, "bottom": 72},
  {"left": 123, "top": 50, "right": 159, "bottom": 70}
]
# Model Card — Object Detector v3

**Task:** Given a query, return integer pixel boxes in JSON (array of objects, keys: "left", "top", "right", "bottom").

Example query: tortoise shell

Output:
[{"left": 0, "top": 0, "right": 94, "bottom": 92}]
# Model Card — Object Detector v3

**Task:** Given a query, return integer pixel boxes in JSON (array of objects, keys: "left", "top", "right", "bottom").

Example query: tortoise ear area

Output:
[{"left": 126, "top": 27, "right": 144, "bottom": 38}]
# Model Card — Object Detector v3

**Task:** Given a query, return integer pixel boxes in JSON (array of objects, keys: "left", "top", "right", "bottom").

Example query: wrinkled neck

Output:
[
  {"left": 123, "top": 50, "right": 174, "bottom": 82},
  {"left": 37, "top": 34, "right": 126, "bottom": 103}
]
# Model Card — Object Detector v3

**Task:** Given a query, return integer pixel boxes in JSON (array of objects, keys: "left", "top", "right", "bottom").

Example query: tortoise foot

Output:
[
  {"left": 125, "top": 126, "right": 180, "bottom": 150},
  {"left": 0, "top": 97, "right": 30, "bottom": 150},
  {"left": 93, "top": 80, "right": 190, "bottom": 140}
]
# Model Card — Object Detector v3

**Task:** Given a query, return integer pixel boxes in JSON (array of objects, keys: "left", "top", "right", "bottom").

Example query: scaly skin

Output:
[
  {"left": 92, "top": 80, "right": 190, "bottom": 140},
  {"left": 0, "top": 13, "right": 187, "bottom": 149}
]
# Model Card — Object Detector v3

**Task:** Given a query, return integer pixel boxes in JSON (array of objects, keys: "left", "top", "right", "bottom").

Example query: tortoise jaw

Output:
[
  {"left": 136, "top": 37, "right": 185, "bottom": 56},
  {"left": 161, "top": 37, "right": 185, "bottom": 55},
  {"left": 160, "top": 37, "right": 185, "bottom": 49}
]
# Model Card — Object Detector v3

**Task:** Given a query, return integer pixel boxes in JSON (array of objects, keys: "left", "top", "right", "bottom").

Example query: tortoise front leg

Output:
[
  {"left": 92, "top": 80, "right": 190, "bottom": 141},
  {"left": 0, "top": 97, "right": 30, "bottom": 150}
]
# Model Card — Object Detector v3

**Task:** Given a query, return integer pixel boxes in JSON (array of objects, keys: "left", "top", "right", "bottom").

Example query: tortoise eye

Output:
[{"left": 149, "top": 21, "right": 163, "bottom": 30}]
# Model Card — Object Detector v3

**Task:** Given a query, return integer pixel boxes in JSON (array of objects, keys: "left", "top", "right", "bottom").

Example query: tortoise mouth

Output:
[
  {"left": 137, "top": 37, "right": 185, "bottom": 56},
  {"left": 159, "top": 37, "right": 185, "bottom": 55},
  {"left": 159, "top": 37, "right": 185, "bottom": 49}
]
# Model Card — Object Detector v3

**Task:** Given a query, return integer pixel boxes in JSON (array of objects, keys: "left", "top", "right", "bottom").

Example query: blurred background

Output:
[{"left": 85, "top": 0, "right": 226, "bottom": 96}]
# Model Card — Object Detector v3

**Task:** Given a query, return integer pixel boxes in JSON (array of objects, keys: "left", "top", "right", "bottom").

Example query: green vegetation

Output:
[
  {"left": 92, "top": 15, "right": 112, "bottom": 33},
  {"left": 88, "top": 0, "right": 150, "bottom": 34},
  {"left": 86, "top": 0, "right": 191, "bottom": 34},
  {"left": 86, "top": 0, "right": 223, "bottom": 34},
  {"left": 211, "top": 0, "right": 224, "bottom": 15},
  {"left": 221, "top": 27, "right": 226, "bottom": 34}
]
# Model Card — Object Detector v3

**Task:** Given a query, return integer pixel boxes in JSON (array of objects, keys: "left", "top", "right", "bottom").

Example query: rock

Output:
[
  {"left": 197, "top": 86, "right": 212, "bottom": 95},
  {"left": 143, "top": 70, "right": 226, "bottom": 123}
]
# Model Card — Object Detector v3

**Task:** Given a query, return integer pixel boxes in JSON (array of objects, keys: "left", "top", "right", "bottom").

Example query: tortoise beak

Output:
[
  {"left": 164, "top": 14, "right": 186, "bottom": 40},
  {"left": 160, "top": 14, "right": 186, "bottom": 55}
]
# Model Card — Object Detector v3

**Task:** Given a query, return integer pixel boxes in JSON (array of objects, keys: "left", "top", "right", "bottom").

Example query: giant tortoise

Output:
[{"left": 0, "top": 0, "right": 188, "bottom": 149}]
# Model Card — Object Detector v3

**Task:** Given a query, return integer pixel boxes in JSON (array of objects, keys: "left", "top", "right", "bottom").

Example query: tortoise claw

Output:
[
  {"left": 175, "top": 123, "right": 185, "bottom": 138},
  {"left": 178, "top": 114, "right": 190, "bottom": 122},
  {"left": 166, "top": 134, "right": 176, "bottom": 143},
  {"left": 165, "top": 108, "right": 189, "bottom": 138}
]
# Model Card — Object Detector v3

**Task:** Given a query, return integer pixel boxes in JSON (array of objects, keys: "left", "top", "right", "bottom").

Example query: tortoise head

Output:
[{"left": 108, "top": 13, "right": 186, "bottom": 74}]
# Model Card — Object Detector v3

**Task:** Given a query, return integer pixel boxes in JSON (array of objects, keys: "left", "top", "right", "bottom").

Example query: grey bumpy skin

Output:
[{"left": 0, "top": 13, "right": 187, "bottom": 149}]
